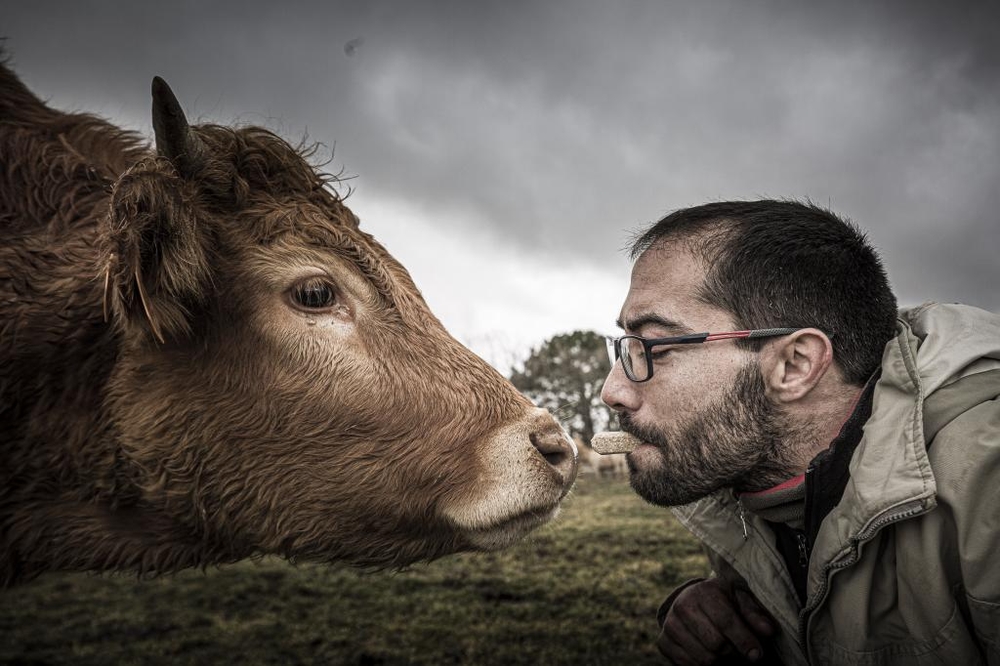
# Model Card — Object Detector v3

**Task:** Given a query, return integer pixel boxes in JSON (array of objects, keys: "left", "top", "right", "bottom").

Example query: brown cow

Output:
[{"left": 0, "top": 60, "right": 577, "bottom": 587}]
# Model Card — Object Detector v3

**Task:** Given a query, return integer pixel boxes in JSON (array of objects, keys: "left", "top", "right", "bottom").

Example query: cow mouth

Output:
[{"left": 460, "top": 504, "right": 561, "bottom": 551}]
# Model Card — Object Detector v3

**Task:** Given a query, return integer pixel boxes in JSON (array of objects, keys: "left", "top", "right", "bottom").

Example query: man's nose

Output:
[{"left": 601, "top": 360, "right": 639, "bottom": 413}]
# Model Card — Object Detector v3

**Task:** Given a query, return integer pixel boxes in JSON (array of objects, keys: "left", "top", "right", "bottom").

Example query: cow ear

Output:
[
  {"left": 151, "top": 76, "right": 208, "bottom": 179},
  {"left": 99, "top": 78, "right": 216, "bottom": 343},
  {"left": 103, "top": 162, "right": 214, "bottom": 344}
]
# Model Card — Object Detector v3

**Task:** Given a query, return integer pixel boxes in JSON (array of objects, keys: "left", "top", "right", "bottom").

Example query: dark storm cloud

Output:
[{"left": 4, "top": 0, "right": 997, "bottom": 310}]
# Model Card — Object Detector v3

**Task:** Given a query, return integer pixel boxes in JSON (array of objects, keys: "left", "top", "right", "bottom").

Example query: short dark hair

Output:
[{"left": 631, "top": 200, "right": 898, "bottom": 385}]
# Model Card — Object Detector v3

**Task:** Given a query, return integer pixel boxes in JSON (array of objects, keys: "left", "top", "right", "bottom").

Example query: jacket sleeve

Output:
[
  {"left": 656, "top": 577, "right": 706, "bottom": 627},
  {"left": 656, "top": 545, "right": 749, "bottom": 626},
  {"left": 928, "top": 394, "right": 1000, "bottom": 661}
]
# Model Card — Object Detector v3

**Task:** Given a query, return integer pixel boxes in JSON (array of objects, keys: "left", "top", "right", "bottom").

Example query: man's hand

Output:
[{"left": 658, "top": 578, "right": 777, "bottom": 665}]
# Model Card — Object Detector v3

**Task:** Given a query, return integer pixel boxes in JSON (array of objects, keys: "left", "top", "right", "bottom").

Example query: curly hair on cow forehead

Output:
[
  {"left": 189, "top": 124, "right": 351, "bottom": 213},
  {"left": 184, "top": 124, "right": 387, "bottom": 275}
]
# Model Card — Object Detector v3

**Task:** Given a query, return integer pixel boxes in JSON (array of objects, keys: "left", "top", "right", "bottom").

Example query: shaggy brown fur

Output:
[{"left": 0, "top": 60, "right": 575, "bottom": 586}]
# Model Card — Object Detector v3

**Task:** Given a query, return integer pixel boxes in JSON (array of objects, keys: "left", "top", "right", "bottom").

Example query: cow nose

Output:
[{"left": 528, "top": 417, "right": 579, "bottom": 492}]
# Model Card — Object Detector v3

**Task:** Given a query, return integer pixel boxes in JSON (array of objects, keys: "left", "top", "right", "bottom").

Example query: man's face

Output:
[{"left": 601, "top": 241, "right": 798, "bottom": 506}]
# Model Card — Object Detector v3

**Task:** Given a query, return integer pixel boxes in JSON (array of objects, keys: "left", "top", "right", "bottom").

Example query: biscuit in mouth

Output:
[{"left": 590, "top": 431, "right": 643, "bottom": 454}]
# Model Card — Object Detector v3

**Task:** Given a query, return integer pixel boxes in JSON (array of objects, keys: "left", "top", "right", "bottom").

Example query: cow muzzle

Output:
[
  {"left": 528, "top": 412, "right": 579, "bottom": 494},
  {"left": 440, "top": 408, "right": 579, "bottom": 551}
]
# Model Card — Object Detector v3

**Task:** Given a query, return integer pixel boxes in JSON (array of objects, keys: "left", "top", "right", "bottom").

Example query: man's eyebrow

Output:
[{"left": 615, "top": 313, "right": 693, "bottom": 334}]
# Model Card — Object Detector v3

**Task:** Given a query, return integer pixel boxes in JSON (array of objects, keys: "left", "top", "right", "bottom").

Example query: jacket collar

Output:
[{"left": 806, "top": 316, "right": 937, "bottom": 580}]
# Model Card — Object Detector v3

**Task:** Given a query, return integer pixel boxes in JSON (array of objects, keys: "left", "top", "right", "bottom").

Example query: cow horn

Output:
[{"left": 151, "top": 76, "right": 207, "bottom": 177}]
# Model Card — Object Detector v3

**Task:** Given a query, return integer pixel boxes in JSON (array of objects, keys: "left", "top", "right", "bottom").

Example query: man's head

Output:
[{"left": 601, "top": 200, "right": 898, "bottom": 506}]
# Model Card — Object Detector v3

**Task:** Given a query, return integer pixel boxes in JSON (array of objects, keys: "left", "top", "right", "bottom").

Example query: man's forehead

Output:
[
  {"left": 619, "top": 243, "right": 729, "bottom": 332},
  {"left": 632, "top": 239, "right": 705, "bottom": 277},
  {"left": 626, "top": 244, "right": 703, "bottom": 303}
]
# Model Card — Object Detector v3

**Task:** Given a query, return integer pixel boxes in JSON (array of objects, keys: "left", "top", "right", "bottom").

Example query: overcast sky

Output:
[{"left": 5, "top": 1, "right": 998, "bottom": 371}]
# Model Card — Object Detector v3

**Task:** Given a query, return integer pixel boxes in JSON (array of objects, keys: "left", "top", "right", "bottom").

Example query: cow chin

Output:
[
  {"left": 439, "top": 411, "right": 577, "bottom": 551},
  {"left": 459, "top": 505, "right": 562, "bottom": 552}
]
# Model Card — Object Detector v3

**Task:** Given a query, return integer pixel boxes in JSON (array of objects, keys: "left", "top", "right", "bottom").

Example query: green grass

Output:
[{"left": 0, "top": 477, "right": 709, "bottom": 665}]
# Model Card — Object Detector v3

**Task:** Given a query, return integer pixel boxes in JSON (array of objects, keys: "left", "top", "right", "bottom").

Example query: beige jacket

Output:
[{"left": 669, "top": 303, "right": 1000, "bottom": 665}]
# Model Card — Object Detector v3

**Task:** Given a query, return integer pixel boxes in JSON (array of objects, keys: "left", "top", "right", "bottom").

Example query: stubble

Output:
[{"left": 620, "top": 360, "right": 801, "bottom": 507}]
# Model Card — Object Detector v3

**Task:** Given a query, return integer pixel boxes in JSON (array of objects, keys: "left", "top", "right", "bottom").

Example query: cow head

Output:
[{"left": 97, "top": 78, "right": 577, "bottom": 569}]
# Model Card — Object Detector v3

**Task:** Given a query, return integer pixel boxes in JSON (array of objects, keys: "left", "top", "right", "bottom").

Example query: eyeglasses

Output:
[{"left": 606, "top": 328, "right": 805, "bottom": 383}]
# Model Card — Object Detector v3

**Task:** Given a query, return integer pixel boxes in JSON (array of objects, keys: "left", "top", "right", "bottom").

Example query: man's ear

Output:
[{"left": 761, "top": 329, "right": 834, "bottom": 403}]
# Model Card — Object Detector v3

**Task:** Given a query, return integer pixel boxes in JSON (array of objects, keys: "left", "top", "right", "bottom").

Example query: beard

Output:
[{"left": 620, "top": 359, "right": 800, "bottom": 507}]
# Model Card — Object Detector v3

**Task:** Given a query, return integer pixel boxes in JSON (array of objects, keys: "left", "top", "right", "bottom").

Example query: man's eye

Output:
[{"left": 650, "top": 350, "right": 672, "bottom": 360}]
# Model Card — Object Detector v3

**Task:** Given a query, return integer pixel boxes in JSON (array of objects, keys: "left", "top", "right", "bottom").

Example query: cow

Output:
[{"left": 0, "top": 59, "right": 578, "bottom": 587}]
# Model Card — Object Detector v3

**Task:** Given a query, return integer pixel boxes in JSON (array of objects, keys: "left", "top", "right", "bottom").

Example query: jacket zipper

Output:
[
  {"left": 737, "top": 497, "right": 749, "bottom": 540},
  {"left": 797, "top": 499, "right": 928, "bottom": 663},
  {"left": 795, "top": 531, "right": 809, "bottom": 568}
]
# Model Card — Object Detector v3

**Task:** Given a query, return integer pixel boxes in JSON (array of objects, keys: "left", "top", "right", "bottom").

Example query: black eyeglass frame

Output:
[{"left": 606, "top": 327, "right": 810, "bottom": 383}]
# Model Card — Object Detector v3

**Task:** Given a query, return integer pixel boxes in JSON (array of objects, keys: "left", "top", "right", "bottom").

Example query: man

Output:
[{"left": 601, "top": 200, "right": 1000, "bottom": 665}]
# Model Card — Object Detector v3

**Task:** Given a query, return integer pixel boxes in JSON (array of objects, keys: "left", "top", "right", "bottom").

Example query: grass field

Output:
[{"left": 0, "top": 476, "right": 709, "bottom": 665}]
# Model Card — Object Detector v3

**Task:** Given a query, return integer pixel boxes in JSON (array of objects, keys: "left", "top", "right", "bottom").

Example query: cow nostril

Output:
[
  {"left": 528, "top": 430, "right": 577, "bottom": 487},
  {"left": 529, "top": 431, "right": 564, "bottom": 464},
  {"left": 542, "top": 450, "right": 567, "bottom": 467}
]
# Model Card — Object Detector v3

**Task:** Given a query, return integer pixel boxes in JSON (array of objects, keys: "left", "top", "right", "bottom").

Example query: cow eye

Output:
[{"left": 290, "top": 278, "right": 338, "bottom": 310}]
